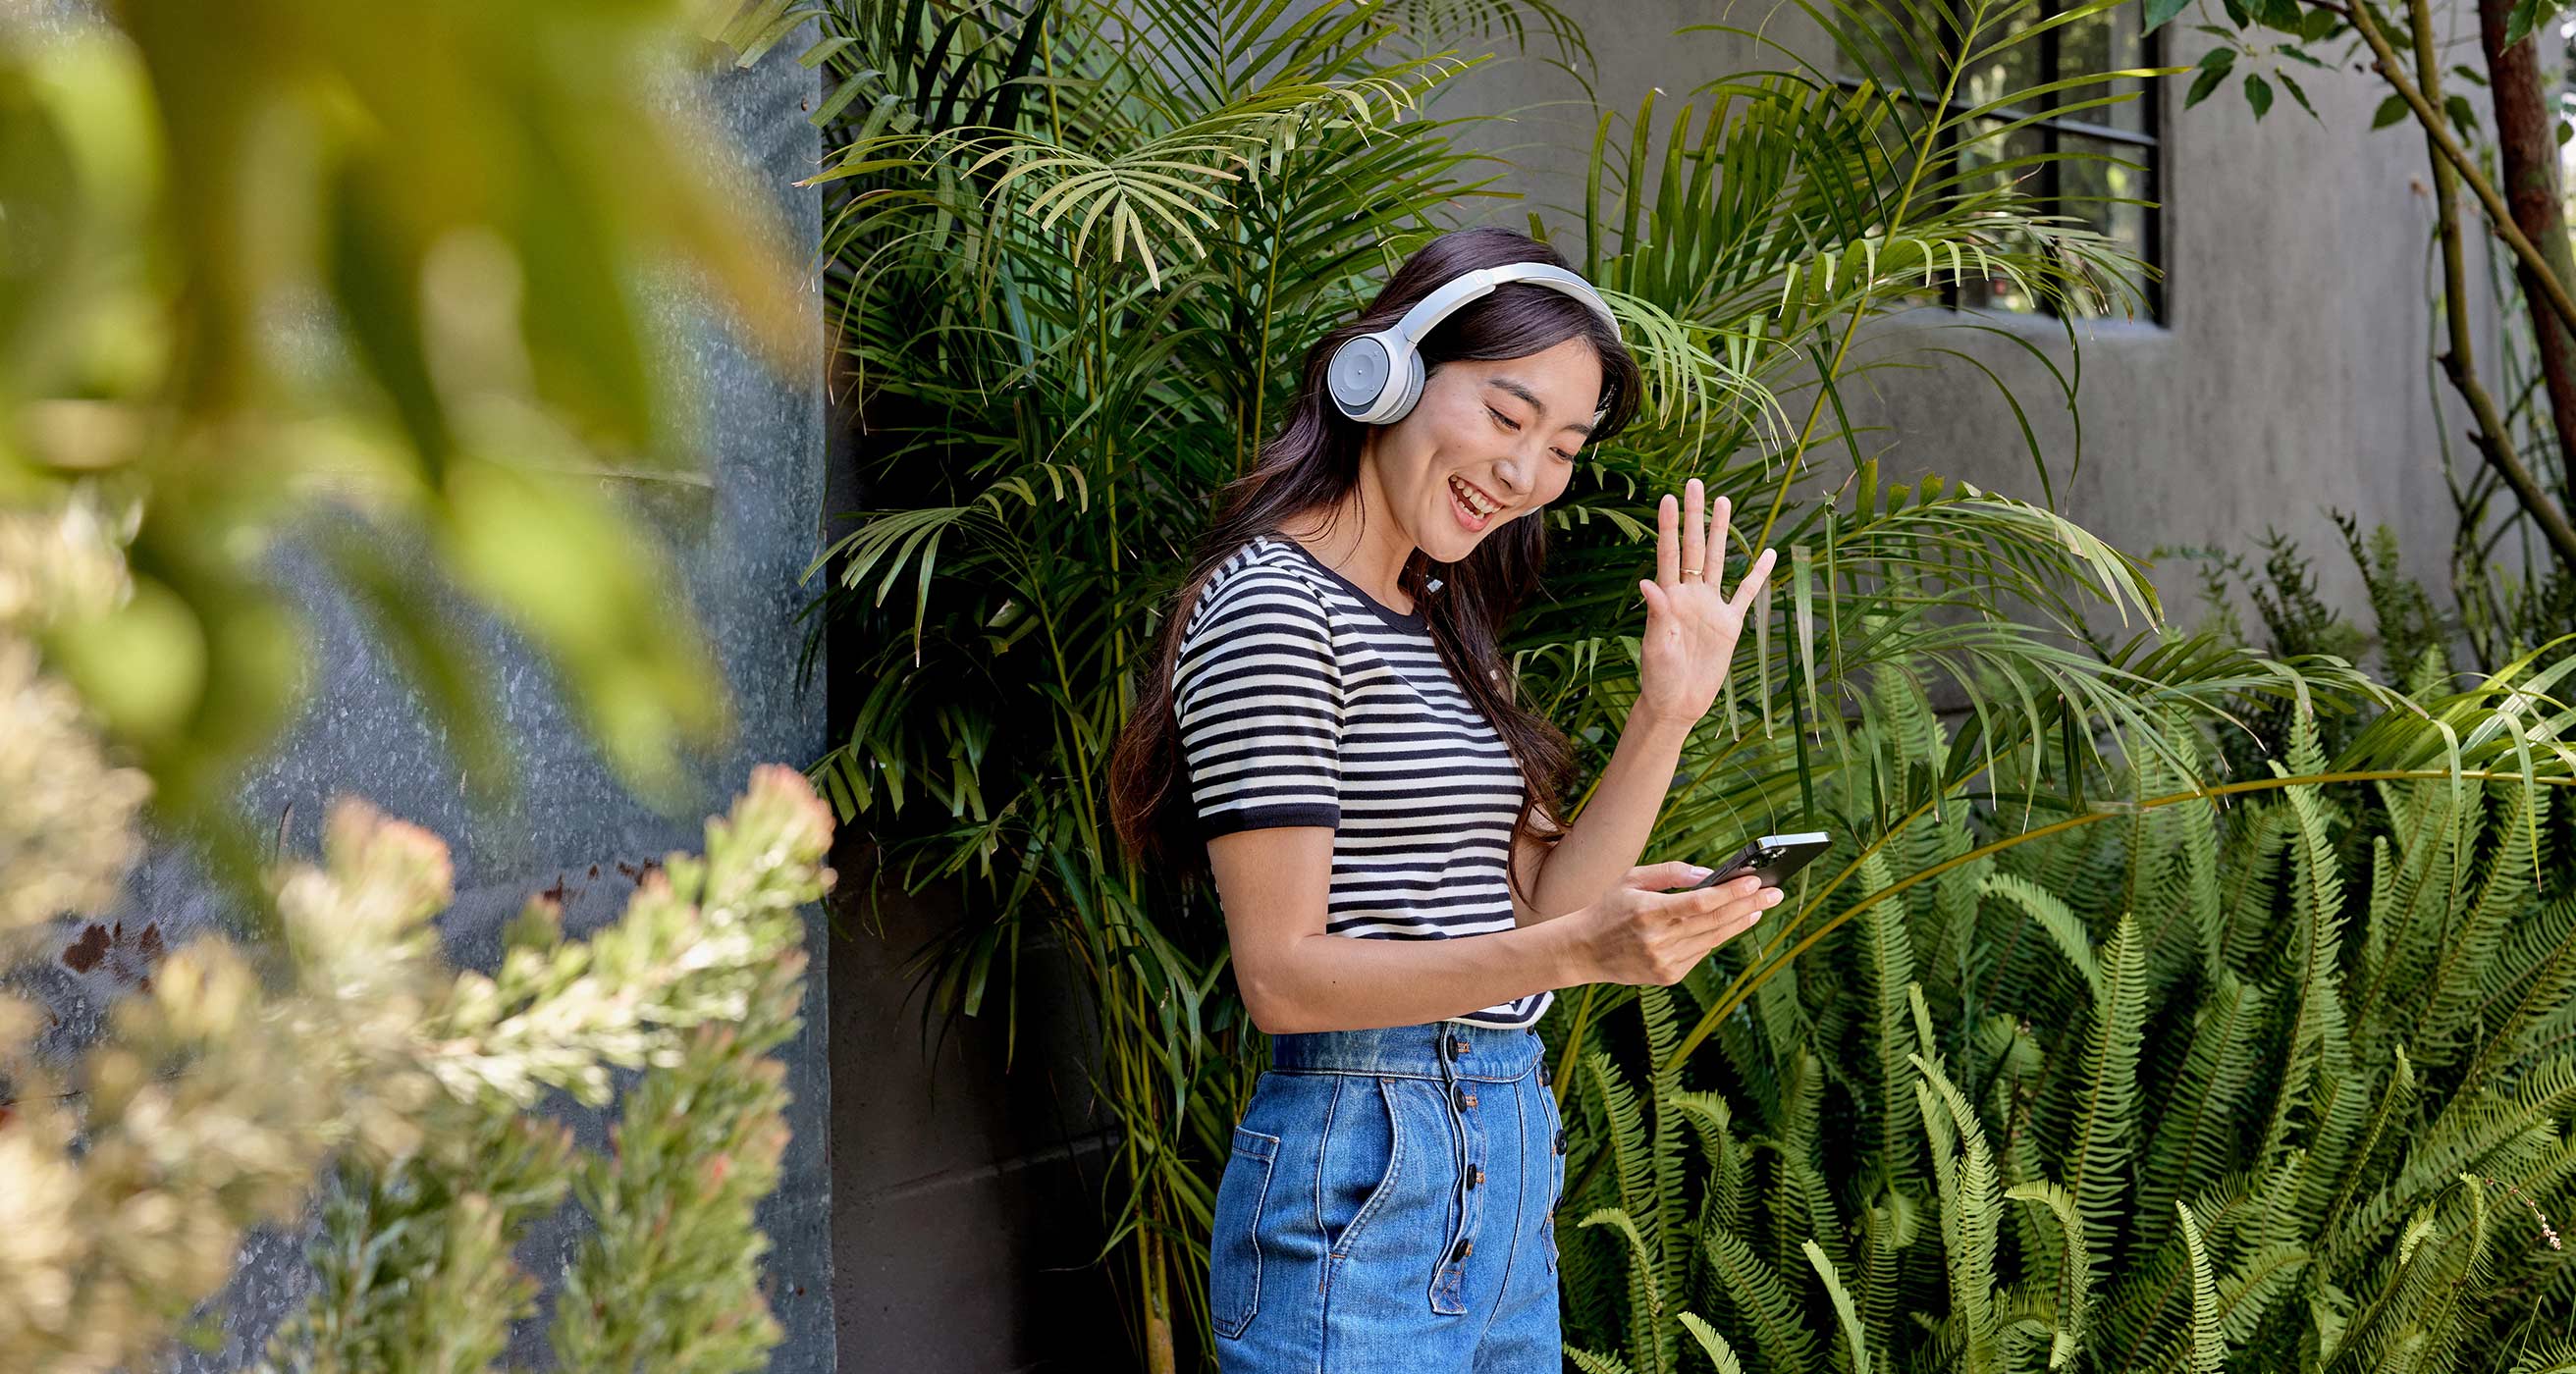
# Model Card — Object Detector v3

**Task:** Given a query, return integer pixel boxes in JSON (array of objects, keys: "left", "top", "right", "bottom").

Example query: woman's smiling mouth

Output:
[{"left": 1448, "top": 474, "right": 1503, "bottom": 531}]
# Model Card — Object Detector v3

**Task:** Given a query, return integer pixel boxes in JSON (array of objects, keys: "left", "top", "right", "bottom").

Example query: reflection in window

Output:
[{"left": 1835, "top": 0, "right": 2163, "bottom": 319}]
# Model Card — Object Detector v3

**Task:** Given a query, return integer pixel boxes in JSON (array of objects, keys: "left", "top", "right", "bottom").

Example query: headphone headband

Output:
[
  {"left": 1390, "top": 262, "right": 1622, "bottom": 346},
  {"left": 1325, "top": 259, "right": 1621, "bottom": 426}
]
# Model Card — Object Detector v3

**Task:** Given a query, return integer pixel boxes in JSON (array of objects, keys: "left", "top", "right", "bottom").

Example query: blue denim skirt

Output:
[{"left": 1208, "top": 1021, "right": 1566, "bottom": 1371}]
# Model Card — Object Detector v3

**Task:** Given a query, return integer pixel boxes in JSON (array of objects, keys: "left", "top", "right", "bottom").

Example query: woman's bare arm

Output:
[{"left": 1210, "top": 825, "right": 1596, "bottom": 1032}]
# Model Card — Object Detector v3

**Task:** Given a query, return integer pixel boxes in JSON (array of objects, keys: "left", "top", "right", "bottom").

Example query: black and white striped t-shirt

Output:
[{"left": 1173, "top": 532, "right": 1549, "bottom": 1030}]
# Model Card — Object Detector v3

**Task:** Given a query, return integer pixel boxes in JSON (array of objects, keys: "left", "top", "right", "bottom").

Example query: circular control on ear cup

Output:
[{"left": 1328, "top": 334, "right": 1394, "bottom": 416}]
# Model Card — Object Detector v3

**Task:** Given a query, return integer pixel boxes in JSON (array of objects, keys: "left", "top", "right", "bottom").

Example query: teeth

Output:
[{"left": 1450, "top": 476, "right": 1497, "bottom": 517}]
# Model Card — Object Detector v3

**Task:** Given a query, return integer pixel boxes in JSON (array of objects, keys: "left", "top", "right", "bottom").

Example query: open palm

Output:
[{"left": 1634, "top": 479, "right": 1776, "bottom": 729}]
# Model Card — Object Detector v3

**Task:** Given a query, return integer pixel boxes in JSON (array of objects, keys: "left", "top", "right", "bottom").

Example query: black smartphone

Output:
[{"left": 1688, "top": 831, "right": 1834, "bottom": 890}]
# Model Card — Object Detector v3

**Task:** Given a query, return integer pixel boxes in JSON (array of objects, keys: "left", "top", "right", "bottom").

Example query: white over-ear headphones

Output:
[{"left": 1325, "top": 261, "right": 1622, "bottom": 426}]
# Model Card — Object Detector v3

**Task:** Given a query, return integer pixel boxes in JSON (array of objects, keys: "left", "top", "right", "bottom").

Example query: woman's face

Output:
[{"left": 1368, "top": 334, "right": 1604, "bottom": 563}]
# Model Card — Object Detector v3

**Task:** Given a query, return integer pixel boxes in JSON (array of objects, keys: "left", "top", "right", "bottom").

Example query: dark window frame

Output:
[{"left": 1828, "top": 0, "right": 2165, "bottom": 321}]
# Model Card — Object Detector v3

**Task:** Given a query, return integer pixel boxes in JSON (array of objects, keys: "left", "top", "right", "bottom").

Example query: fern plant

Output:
[{"left": 1552, "top": 669, "right": 2576, "bottom": 1371}]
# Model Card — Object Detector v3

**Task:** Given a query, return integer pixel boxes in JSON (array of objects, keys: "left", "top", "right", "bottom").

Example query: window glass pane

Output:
[
  {"left": 2056, "top": 131, "right": 2153, "bottom": 314},
  {"left": 1958, "top": 0, "right": 2048, "bottom": 120},
  {"left": 1834, "top": 0, "right": 1948, "bottom": 101},
  {"left": 2055, "top": 1, "right": 2149, "bottom": 133},
  {"left": 1953, "top": 118, "right": 2049, "bottom": 312}
]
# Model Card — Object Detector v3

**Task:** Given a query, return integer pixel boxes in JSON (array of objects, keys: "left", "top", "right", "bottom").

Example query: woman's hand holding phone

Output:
[{"left": 1572, "top": 860, "right": 1780, "bottom": 987}]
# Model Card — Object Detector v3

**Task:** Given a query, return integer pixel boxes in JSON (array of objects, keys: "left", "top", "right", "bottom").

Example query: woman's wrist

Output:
[{"left": 1527, "top": 905, "right": 1600, "bottom": 989}]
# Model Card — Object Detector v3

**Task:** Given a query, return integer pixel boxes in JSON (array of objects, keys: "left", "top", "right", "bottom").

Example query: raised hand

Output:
[{"left": 1634, "top": 477, "right": 1776, "bottom": 729}]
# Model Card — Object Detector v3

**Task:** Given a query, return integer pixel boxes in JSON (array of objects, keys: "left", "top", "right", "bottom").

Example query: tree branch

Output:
[
  {"left": 2380, "top": 0, "right": 2576, "bottom": 571},
  {"left": 2320, "top": 0, "right": 2576, "bottom": 341}
]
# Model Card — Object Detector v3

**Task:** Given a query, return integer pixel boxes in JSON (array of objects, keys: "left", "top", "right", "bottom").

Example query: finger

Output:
[
  {"left": 1683, "top": 479, "right": 1705, "bottom": 588},
  {"left": 1672, "top": 873, "right": 1761, "bottom": 915},
  {"left": 1684, "top": 887, "right": 1779, "bottom": 939},
  {"left": 1707, "top": 494, "right": 1735, "bottom": 599},
  {"left": 1730, "top": 547, "right": 1779, "bottom": 615},
  {"left": 1635, "top": 860, "right": 1715, "bottom": 890},
  {"left": 1656, "top": 492, "right": 1679, "bottom": 586}
]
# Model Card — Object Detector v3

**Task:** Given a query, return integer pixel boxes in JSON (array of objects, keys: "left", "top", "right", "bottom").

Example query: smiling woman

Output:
[
  {"left": 1110, "top": 227, "right": 1643, "bottom": 927},
  {"left": 1105, "top": 227, "right": 1782, "bottom": 1371}
]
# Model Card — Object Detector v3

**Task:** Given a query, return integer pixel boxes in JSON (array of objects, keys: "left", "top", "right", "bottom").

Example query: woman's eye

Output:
[{"left": 1487, "top": 406, "right": 1522, "bottom": 432}]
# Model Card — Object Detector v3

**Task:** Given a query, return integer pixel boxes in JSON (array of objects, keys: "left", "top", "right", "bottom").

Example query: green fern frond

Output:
[
  {"left": 2416, "top": 784, "right": 2550, "bottom": 1067},
  {"left": 1859, "top": 845, "right": 1924, "bottom": 1203},
  {"left": 2066, "top": 916, "right": 2148, "bottom": 1271},
  {"left": 1581, "top": 1205, "right": 1667, "bottom": 1327},
  {"left": 1586, "top": 1048, "right": 1657, "bottom": 1230},
  {"left": 1913, "top": 1054, "right": 2003, "bottom": 1374},
  {"left": 2505, "top": 1340, "right": 2576, "bottom": 1373},
  {"left": 2328, "top": 1053, "right": 2576, "bottom": 1272},
  {"left": 1638, "top": 985, "right": 1693, "bottom": 1346},
  {"left": 2314, "top": 1043, "right": 2416, "bottom": 1254},
  {"left": 2137, "top": 970, "right": 2267, "bottom": 1258},
  {"left": 1979, "top": 871, "right": 2104, "bottom": 998},
  {"left": 1803, "top": 1237, "right": 1876, "bottom": 1374},
  {"left": 1702, "top": 1220, "right": 1825, "bottom": 1374},
  {"left": 1680, "top": 1310, "right": 1750, "bottom": 1374},
  {"left": 2211, "top": 1242, "right": 2307, "bottom": 1347},
  {"left": 2004, "top": 1180, "right": 2092, "bottom": 1369},
  {"left": 1567, "top": 1344, "right": 1639, "bottom": 1374},
  {"left": 2457, "top": 890, "right": 2576, "bottom": 1095},
  {"left": 2174, "top": 1201, "right": 2225, "bottom": 1374}
]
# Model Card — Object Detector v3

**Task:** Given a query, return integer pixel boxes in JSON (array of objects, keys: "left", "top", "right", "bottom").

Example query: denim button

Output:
[
  {"left": 1452, "top": 1084, "right": 1473, "bottom": 1111},
  {"left": 1452, "top": 1239, "right": 1474, "bottom": 1261},
  {"left": 1554, "top": 1128, "right": 1566, "bottom": 1154},
  {"left": 1469, "top": 1167, "right": 1485, "bottom": 1189},
  {"left": 1451, "top": 1036, "right": 1471, "bottom": 1056},
  {"left": 1538, "top": 1063, "right": 1551, "bottom": 1086}
]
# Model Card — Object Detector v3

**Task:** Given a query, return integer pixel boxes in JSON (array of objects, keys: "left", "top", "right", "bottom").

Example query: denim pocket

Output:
[
  {"left": 1211, "top": 1124, "right": 1280, "bottom": 1340},
  {"left": 1322, "top": 1078, "right": 1403, "bottom": 1259}
]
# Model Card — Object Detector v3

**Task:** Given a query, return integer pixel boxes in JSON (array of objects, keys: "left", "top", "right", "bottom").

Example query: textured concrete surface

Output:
[
  {"left": 824, "top": 855, "right": 1123, "bottom": 1371},
  {"left": 11, "top": 18, "right": 835, "bottom": 1373}
]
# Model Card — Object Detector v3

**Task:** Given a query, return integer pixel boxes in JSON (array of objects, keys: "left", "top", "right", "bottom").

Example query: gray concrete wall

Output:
[{"left": 12, "top": 23, "right": 835, "bottom": 1373}]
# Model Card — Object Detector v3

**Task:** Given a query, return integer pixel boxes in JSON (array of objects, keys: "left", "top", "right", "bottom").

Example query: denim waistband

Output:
[{"left": 1267, "top": 1021, "right": 1543, "bottom": 1083}]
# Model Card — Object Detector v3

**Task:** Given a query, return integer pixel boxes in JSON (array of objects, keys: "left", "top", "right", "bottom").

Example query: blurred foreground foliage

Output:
[
  {"left": 0, "top": 0, "right": 829, "bottom": 1369},
  {"left": 0, "top": 0, "right": 813, "bottom": 905},
  {"left": 0, "top": 710, "right": 831, "bottom": 1372}
]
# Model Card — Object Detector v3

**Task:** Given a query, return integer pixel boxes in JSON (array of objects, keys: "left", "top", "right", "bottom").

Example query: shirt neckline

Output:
[{"left": 1261, "top": 533, "right": 1428, "bottom": 633}]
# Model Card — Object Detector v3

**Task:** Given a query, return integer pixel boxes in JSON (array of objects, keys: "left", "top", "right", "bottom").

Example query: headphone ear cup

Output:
[
  {"left": 1377, "top": 349, "right": 1425, "bottom": 424},
  {"left": 1328, "top": 333, "right": 1397, "bottom": 421}
]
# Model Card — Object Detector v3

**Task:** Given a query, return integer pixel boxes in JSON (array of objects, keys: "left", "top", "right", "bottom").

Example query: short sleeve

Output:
[{"left": 1172, "top": 568, "right": 1344, "bottom": 837}]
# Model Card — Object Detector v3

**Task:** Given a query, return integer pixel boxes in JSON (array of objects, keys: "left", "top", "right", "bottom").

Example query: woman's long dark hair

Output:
[{"left": 1108, "top": 226, "right": 1645, "bottom": 907}]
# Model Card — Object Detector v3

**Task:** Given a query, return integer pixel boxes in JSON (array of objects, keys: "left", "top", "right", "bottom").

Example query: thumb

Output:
[{"left": 1638, "top": 579, "right": 1661, "bottom": 614}]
